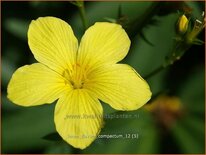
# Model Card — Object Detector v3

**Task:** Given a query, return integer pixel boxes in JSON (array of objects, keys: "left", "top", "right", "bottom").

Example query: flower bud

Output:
[{"left": 177, "top": 15, "right": 189, "bottom": 34}]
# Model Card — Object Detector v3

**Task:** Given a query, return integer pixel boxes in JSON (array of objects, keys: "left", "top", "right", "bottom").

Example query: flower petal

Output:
[
  {"left": 7, "top": 63, "right": 71, "bottom": 106},
  {"left": 28, "top": 17, "right": 78, "bottom": 74},
  {"left": 84, "top": 64, "right": 152, "bottom": 110},
  {"left": 54, "top": 89, "right": 103, "bottom": 149},
  {"left": 77, "top": 22, "right": 130, "bottom": 70}
]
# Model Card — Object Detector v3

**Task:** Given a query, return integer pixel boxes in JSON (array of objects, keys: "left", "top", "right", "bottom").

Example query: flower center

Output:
[{"left": 63, "top": 63, "right": 87, "bottom": 89}]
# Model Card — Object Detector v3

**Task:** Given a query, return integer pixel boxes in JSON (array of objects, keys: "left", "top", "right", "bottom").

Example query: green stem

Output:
[
  {"left": 127, "top": 2, "right": 161, "bottom": 39},
  {"left": 144, "top": 42, "right": 191, "bottom": 80},
  {"left": 78, "top": 3, "right": 88, "bottom": 31},
  {"left": 144, "top": 65, "right": 165, "bottom": 80},
  {"left": 145, "top": 15, "right": 205, "bottom": 80}
]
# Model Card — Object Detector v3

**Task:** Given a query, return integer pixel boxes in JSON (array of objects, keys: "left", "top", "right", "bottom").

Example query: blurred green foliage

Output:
[{"left": 1, "top": 1, "right": 205, "bottom": 154}]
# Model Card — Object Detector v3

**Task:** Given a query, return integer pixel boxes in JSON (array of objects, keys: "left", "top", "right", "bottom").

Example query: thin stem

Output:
[
  {"left": 78, "top": 3, "right": 88, "bottom": 31},
  {"left": 144, "top": 44, "right": 191, "bottom": 80},
  {"left": 144, "top": 65, "right": 165, "bottom": 80},
  {"left": 144, "top": 13, "right": 205, "bottom": 80},
  {"left": 127, "top": 2, "right": 161, "bottom": 39}
]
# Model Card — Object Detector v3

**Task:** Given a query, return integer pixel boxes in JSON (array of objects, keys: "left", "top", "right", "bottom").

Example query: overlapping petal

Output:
[
  {"left": 28, "top": 17, "right": 78, "bottom": 74},
  {"left": 7, "top": 63, "right": 71, "bottom": 106},
  {"left": 77, "top": 22, "right": 130, "bottom": 71},
  {"left": 54, "top": 89, "right": 103, "bottom": 149},
  {"left": 84, "top": 64, "right": 152, "bottom": 110}
]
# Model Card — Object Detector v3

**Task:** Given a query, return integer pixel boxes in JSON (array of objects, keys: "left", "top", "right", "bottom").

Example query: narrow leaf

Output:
[
  {"left": 139, "top": 32, "right": 154, "bottom": 46},
  {"left": 42, "top": 132, "right": 62, "bottom": 141}
]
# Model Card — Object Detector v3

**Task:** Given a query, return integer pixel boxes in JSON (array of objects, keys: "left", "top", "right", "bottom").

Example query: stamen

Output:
[{"left": 63, "top": 63, "right": 88, "bottom": 89}]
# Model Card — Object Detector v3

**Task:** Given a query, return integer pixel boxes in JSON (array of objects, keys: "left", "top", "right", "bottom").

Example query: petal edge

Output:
[
  {"left": 77, "top": 22, "right": 130, "bottom": 70},
  {"left": 28, "top": 17, "right": 78, "bottom": 74},
  {"left": 7, "top": 63, "right": 70, "bottom": 106},
  {"left": 85, "top": 64, "right": 152, "bottom": 111},
  {"left": 54, "top": 89, "right": 103, "bottom": 149}
]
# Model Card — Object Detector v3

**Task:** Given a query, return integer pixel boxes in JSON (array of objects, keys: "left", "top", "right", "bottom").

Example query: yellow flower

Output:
[
  {"left": 177, "top": 14, "right": 189, "bottom": 34},
  {"left": 7, "top": 17, "right": 152, "bottom": 149}
]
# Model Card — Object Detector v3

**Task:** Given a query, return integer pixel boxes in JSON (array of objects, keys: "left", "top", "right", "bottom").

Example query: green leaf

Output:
[
  {"left": 192, "top": 38, "right": 204, "bottom": 45},
  {"left": 4, "top": 19, "right": 29, "bottom": 40},
  {"left": 42, "top": 132, "right": 62, "bottom": 141},
  {"left": 171, "top": 120, "right": 204, "bottom": 153},
  {"left": 70, "top": 1, "right": 84, "bottom": 7},
  {"left": 139, "top": 31, "right": 154, "bottom": 46},
  {"left": 2, "top": 104, "right": 56, "bottom": 153},
  {"left": 44, "top": 142, "right": 73, "bottom": 154},
  {"left": 171, "top": 67, "right": 205, "bottom": 153},
  {"left": 1, "top": 58, "right": 16, "bottom": 87},
  {"left": 178, "top": 67, "right": 205, "bottom": 114}
]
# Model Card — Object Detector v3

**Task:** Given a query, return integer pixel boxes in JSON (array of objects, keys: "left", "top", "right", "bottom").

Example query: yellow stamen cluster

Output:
[{"left": 63, "top": 64, "right": 88, "bottom": 89}]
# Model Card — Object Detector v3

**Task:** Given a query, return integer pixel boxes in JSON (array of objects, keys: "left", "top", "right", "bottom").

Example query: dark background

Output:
[{"left": 1, "top": 1, "right": 205, "bottom": 154}]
